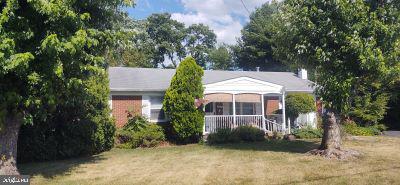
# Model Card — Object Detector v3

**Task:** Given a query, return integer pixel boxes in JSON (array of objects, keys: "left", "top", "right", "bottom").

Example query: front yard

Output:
[{"left": 20, "top": 136, "right": 400, "bottom": 185}]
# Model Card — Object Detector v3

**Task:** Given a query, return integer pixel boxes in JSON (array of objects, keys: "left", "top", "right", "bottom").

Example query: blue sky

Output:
[{"left": 125, "top": 0, "right": 270, "bottom": 44}]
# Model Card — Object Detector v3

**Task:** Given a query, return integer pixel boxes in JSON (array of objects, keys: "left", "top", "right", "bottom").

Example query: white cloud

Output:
[{"left": 171, "top": 0, "right": 269, "bottom": 44}]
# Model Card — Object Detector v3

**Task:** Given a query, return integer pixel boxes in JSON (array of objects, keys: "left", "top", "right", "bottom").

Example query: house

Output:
[{"left": 108, "top": 67, "right": 317, "bottom": 134}]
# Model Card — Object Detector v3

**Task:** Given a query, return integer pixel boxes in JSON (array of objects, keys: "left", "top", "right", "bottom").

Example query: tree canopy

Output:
[
  {"left": 107, "top": 13, "right": 218, "bottom": 69},
  {"left": 234, "top": 1, "right": 288, "bottom": 71},
  {"left": 209, "top": 45, "right": 234, "bottom": 70},
  {"left": 0, "top": 0, "right": 130, "bottom": 174},
  {"left": 273, "top": 0, "right": 400, "bottom": 121},
  {"left": 185, "top": 23, "right": 217, "bottom": 68},
  {"left": 146, "top": 13, "right": 186, "bottom": 68}
]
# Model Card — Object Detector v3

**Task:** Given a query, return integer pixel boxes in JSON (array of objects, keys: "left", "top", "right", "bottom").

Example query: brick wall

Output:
[
  {"left": 112, "top": 95, "right": 142, "bottom": 128},
  {"left": 265, "top": 97, "right": 279, "bottom": 114}
]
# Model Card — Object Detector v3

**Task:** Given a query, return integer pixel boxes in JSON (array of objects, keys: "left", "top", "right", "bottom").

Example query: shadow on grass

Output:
[
  {"left": 209, "top": 139, "right": 320, "bottom": 153},
  {"left": 18, "top": 154, "right": 107, "bottom": 178}
]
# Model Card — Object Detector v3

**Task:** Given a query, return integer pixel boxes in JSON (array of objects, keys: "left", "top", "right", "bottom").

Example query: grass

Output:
[{"left": 19, "top": 136, "right": 400, "bottom": 185}]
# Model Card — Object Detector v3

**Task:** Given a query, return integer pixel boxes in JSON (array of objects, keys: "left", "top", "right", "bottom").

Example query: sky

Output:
[{"left": 126, "top": 0, "right": 270, "bottom": 45}]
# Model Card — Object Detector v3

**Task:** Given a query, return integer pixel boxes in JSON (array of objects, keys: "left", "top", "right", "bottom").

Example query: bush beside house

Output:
[
  {"left": 285, "top": 93, "right": 316, "bottom": 126},
  {"left": 292, "top": 127, "right": 323, "bottom": 139},
  {"left": 18, "top": 73, "right": 116, "bottom": 163},
  {"left": 163, "top": 57, "right": 205, "bottom": 144},
  {"left": 207, "top": 126, "right": 265, "bottom": 144},
  {"left": 116, "top": 115, "right": 165, "bottom": 149}
]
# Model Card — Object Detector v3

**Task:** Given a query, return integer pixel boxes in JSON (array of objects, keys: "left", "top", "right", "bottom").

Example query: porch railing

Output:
[
  {"left": 204, "top": 115, "right": 283, "bottom": 133},
  {"left": 265, "top": 119, "right": 283, "bottom": 133},
  {"left": 204, "top": 115, "right": 235, "bottom": 133}
]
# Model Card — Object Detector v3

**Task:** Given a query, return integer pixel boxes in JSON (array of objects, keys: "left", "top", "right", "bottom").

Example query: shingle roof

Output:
[{"left": 109, "top": 67, "right": 315, "bottom": 92}]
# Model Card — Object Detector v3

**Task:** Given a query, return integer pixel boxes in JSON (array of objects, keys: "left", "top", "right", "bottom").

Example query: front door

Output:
[{"left": 216, "top": 102, "right": 224, "bottom": 115}]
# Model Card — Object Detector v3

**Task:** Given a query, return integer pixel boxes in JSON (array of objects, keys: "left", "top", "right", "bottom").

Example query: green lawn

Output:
[{"left": 20, "top": 136, "right": 400, "bottom": 185}]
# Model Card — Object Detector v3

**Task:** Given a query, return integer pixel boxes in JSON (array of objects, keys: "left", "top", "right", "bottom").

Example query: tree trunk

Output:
[
  {"left": 319, "top": 111, "right": 341, "bottom": 150},
  {"left": 0, "top": 113, "right": 22, "bottom": 175},
  {"left": 309, "top": 110, "right": 360, "bottom": 159}
]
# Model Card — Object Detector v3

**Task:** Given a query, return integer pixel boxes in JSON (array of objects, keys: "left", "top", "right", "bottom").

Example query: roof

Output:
[{"left": 109, "top": 67, "right": 315, "bottom": 92}]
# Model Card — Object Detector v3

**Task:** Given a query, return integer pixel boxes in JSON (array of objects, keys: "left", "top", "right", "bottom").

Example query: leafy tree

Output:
[
  {"left": 146, "top": 13, "right": 186, "bottom": 68},
  {"left": 105, "top": 18, "right": 153, "bottom": 68},
  {"left": 163, "top": 57, "right": 204, "bottom": 143},
  {"left": 107, "top": 14, "right": 217, "bottom": 69},
  {"left": 273, "top": 0, "right": 400, "bottom": 157},
  {"left": 348, "top": 94, "right": 389, "bottom": 126},
  {"left": 0, "top": 0, "right": 129, "bottom": 174},
  {"left": 185, "top": 23, "right": 217, "bottom": 68},
  {"left": 209, "top": 45, "right": 234, "bottom": 70},
  {"left": 234, "top": 1, "right": 288, "bottom": 71},
  {"left": 18, "top": 72, "right": 115, "bottom": 162},
  {"left": 285, "top": 93, "right": 316, "bottom": 124}
]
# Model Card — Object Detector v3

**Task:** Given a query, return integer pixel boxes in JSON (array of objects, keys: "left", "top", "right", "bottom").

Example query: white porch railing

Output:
[
  {"left": 235, "top": 115, "right": 263, "bottom": 128},
  {"left": 265, "top": 119, "right": 284, "bottom": 133},
  {"left": 204, "top": 115, "right": 284, "bottom": 133},
  {"left": 204, "top": 115, "right": 235, "bottom": 133}
]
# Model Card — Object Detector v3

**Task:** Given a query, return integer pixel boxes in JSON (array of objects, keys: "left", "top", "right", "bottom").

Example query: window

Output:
[
  {"left": 150, "top": 96, "right": 165, "bottom": 121},
  {"left": 242, "top": 103, "right": 255, "bottom": 115},
  {"left": 235, "top": 102, "right": 255, "bottom": 115},
  {"left": 205, "top": 103, "right": 214, "bottom": 113},
  {"left": 151, "top": 109, "right": 165, "bottom": 120}
]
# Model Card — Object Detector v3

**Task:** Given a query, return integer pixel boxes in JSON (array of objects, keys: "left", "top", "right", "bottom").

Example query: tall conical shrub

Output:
[{"left": 163, "top": 57, "right": 204, "bottom": 143}]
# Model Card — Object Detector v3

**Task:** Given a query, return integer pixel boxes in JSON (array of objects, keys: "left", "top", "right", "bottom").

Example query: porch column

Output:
[
  {"left": 203, "top": 100, "right": 206, "bottom": 134},
  {"left": 232, "top": 94, "right": 236, "bottom": 127},
  {"left": 261, "top": 94, "right": 266, "bottom": 131},
  {"left": 282, "top": 90, "right": 287, "bottom": 133}
]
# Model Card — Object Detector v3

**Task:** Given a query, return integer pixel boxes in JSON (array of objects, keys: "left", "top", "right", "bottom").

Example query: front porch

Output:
[{"left": 203, "top": 77, "right": 289, "bottom": 134}]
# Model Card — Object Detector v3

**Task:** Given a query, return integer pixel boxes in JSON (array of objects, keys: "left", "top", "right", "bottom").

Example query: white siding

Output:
[
  {"left": 204, "top": 77, "right": 283, "bottom": 94},
  {"left": 295, "top": 112, "right": 317, "bottom": 128}
]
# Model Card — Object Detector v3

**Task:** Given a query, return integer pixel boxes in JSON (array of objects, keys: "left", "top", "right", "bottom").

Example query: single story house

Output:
[{"left": 108, "top": 67, "right": 318, "bottom": 134}]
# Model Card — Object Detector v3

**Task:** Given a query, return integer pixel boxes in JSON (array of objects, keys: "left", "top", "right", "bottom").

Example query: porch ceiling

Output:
[
  {"left": 204, "top": 93, "right": 262, "bottom": 103},
  {"left": 204, "top": 77, "right": 283, "bottom": 94}
]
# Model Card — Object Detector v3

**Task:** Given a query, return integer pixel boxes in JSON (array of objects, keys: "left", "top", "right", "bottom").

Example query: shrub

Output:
[
  {"left": 207, "top": 128, "right": 240, "bottom": 144},
  {"left": 207, "top": 126, "right": 265, "bottom": 144},
  {"left": 163, "top": 57, "right": 204, "bottom": 143},
  {"left": 348, "top": 93, "right": 389, "bottom": 125},
  {"left": 115, "top": 129, "right": 133, "bottom": 144},
  {"left": 131, "top": 124, "right": 166, "bottom": 148},
  {"left": 292, "top": 126, "right": 323, "bottom": 139},
  {"left": 272, "top": 131, "right": 284, "bottom": 140},
  {"left": 233, "top": 126, "right": 265, "bottom": 142},
  {"left": 124, "top": 115, "right": 148, "bottom": 132},
  {"left": 342, "top": 120, "right": 385, "bottom": 136},
  {"left": 373, "top": 124, "right": 388, "bottom": 132},
  {"left": 18, "top": 73, "right": 116, "bottom": 163},
  {"left": 285, "top": 93, "right": 316, "bottom": 124},
  {"left": 116, "top": 124, "right": 166, "bottom": 148}
]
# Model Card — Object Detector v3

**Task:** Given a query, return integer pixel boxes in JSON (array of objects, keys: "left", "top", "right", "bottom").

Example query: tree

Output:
[
  {"left": 163, "top": 57, "right": 204, "bottom": 143},
  {"left": 185, "top": 24, "right": 217, "bottom": 68},
  {"left": 209, "top": 45, "right": 234, "bottom": 70},
  {"left": 234, "top": 1, "right": 288, "bottom": 71},
  {"left": 108, "top": 14, "right": 218, "bottom": 69},
  {"left": 105, "top": 18, "right": 154, "bottom": 68},
  {"left": 146, "top": 13, "right": 186, "bottom": 68},
  {"left": 0, "top": 0, "right": 129, "bottom": 174},
  {"left": 273, "top": 0, "right": 400, "bottom": 158},
  {"left": 383, "top": 82, "right": 400, "bottom": 130},
  {"left": 285, "top": 93, "right": 316, "bottom": 125}
]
